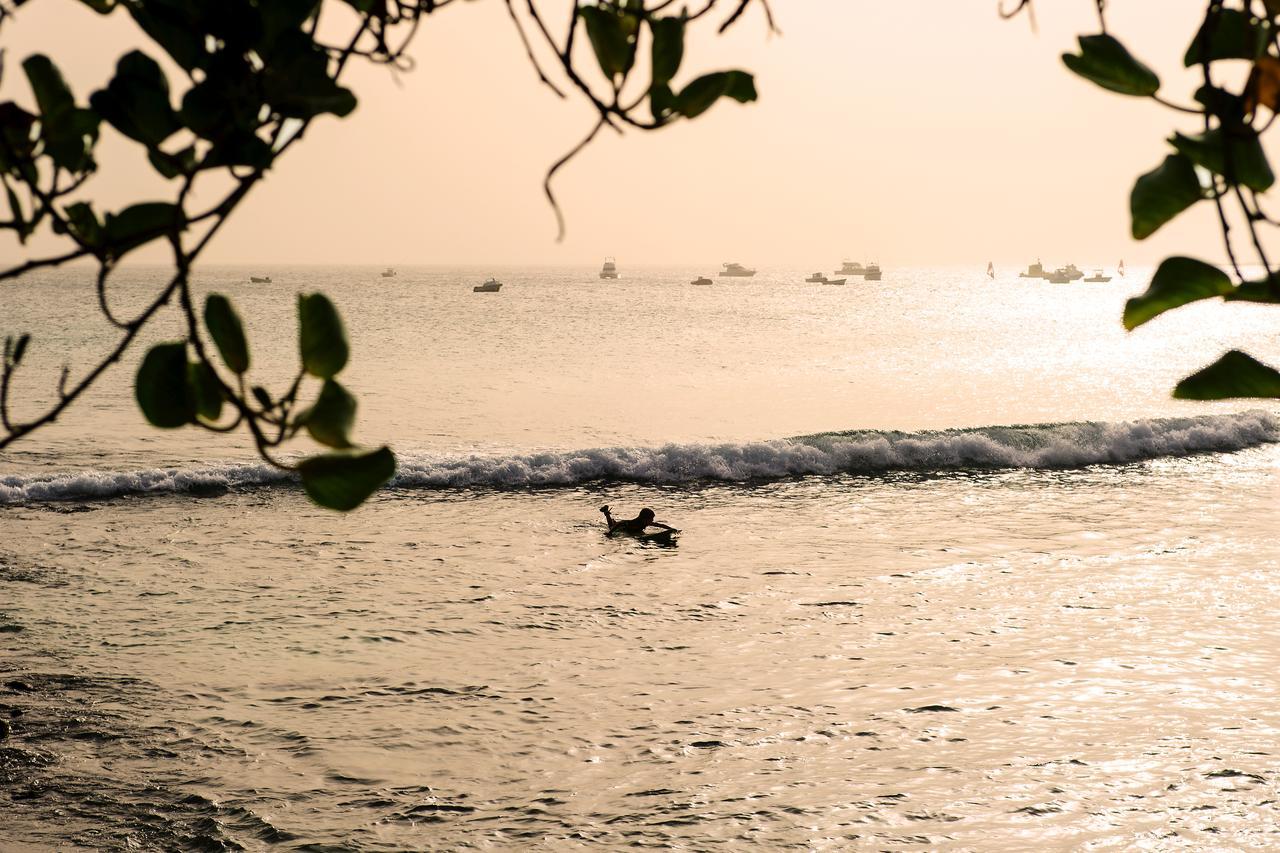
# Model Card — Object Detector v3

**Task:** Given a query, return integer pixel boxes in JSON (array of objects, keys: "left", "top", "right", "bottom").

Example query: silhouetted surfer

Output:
[{"left": 599, "top": 505, "right": 679, "bottom": 537}]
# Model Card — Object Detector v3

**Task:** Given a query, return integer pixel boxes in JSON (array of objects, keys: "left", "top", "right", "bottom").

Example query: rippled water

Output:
[{"left": 2, "top": 265, "right": 1280, "bottom": 849}]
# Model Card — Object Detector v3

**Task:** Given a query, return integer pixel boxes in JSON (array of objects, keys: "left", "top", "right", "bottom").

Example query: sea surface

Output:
[{"left": 2, "top": 264, "right": 1279, "bottom": 850}]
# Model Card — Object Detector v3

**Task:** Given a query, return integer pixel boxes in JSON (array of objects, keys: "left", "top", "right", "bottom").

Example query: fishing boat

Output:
[
  {"left": 381, "top": 267, "right": 397, "bottom": 278},
  {"left": 599, "top": 257, "right": 619, "bottom": 279},
  {"left": 1046, "top": 268, "right": 1072, "bottom": 284},
  {"left": 1019, "top": 260, "right": 1047, "bottom": 279},
  {"left": 836, "top": 260, "right": 865, "bottom": 276},
  {"left": 249, "top": 275, "right": 271, "bottom": 283},
  {"left": 1083, "top": 269, "right": 1113, "bottom": 282},
  {"left": 473, "top": 277, "right": 502, "bottom": 292},
  {"left": 824, "top": 278, "right": 847, "bottom": 285},
  {"left": 1061, "top": 263, "right": 1084, "bottom": 281},
  {"left": 863, "top": 263, "right": 882, "bottom": 281},
  {"left": 719, "top": 262, "right": 756, "bottom": 277},
  {"left": 691, "top": 276, "right": 713, "bottom": 286},
  {"left": 1118, "top": 259, "right": 1126, "bottom": 277},
  {"left": 986, "top": 261, "right": 995, "bottom": 279},
  {"left": 805, "top": 272, "right": 829, "bottom": 283}
]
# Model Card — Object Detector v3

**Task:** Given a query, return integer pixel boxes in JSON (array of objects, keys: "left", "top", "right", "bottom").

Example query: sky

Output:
[{"left": 3, "top": 0, "right": 1263, "bottom": 267}]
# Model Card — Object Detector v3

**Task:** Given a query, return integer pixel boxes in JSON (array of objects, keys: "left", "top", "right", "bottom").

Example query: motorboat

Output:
[
  {"left": 805, "top": 272, "right": 828, "bottom": 283},
  {"left": 599, "top": 257, "right": 619, "bottom": 279},
  {"left": 473, "top": 277, "right": 502, "bottom": 292},
  {"left": 863, "top": 262, "right": 882, "bottom": 281},
  {"left": 249, "top": 275, "right": 271, "bottom": 283},
  {"left": 1061, "top": 263, "right": 1084, "bottom": 281},
  {"left": 1046, "top": 268, "right": 1072, "bottom": 284},
  {"left": 1083, "top": 269, "right": 1113, "bottom": 282},
  {"left": 381, "top": 267, "right": 397, "bottom": 278},
  {"left": 719, "top": 262, "right": 756, "bottom": 277},
  {"left": 836, "top": 260, "right": 865, "bottom": 276},
  {"left": 691, "top": 276, "right": 713, "bottom": 286},
  {"left": 824, "top": 278, "right": 847, "bottom": 285},
  {"left": 1019, "top": 260, "right": 1047, "bottom": 278}
]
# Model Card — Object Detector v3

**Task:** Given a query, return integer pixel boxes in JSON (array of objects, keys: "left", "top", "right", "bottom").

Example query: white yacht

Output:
[
  {"left": 719, "top": 262, "right": 756, "bottom": 277},
  {"left": 599, "top": 257, "right": 618, "bottom": 279}
]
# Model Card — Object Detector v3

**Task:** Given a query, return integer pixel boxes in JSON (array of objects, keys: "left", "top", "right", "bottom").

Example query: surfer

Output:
[{"left": 599, "top": 505, "right": 679, "bottom": 537}]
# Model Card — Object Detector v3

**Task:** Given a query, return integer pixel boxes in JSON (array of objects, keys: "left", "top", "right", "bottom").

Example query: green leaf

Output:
[
  {"left": 298, "top": 292, "right": 348, "bottom": 378},
  {"left": 298, "top": 378, "right": 357, "bottom": 448},
  {"left": 1062, "top": 34, "right": 1160, "bottom": 97},
  {"left": 1173, "top": 350, "right": 1280, "bottom": 399},
  {"left": 103, "top": 201, "right": 182, "bottom": 259},
  {"left": 650, "top": 83, "right": 676, "bottom": 122},
  {"left": 22, "top": 55, "right": 74, "bottom": 119},
  {"left": 89, "top": 50, "right": 182, "bottom": 147},
  {"left": 262, "top": 33, "right": 357, "bottom": 119},
  {"left": 1224, "top": 276, "right": 1280, "bottom": 303},
  {"left": 1171, "top": 128, "right": 1274, "bottom": 192},
  {"left": 123, "top": 1, "right": 207, "bottom": 71},
  {"left": 186, "top": 360, "right": 223, "bottom": 421},
  {"left": 297, "top": 445, "right": 396, "bottom": 511},
  {"left": 203, "top": 294, "right": 250, "bottom": 374},
  {"left": 1130, "top": 153, "right": 1203, "bottom": 240},
  {"left": 676, "top": 71, "right": 757, "bottom": 119},
  {"left": 1194, "top": 84, "right": 1246, "bottom": 123},
  {"left": 650, "top": 17, "right": 684, "bottom": 88},
  {"left": 135, "top": 341, "right": 190, "bottom": 428},
  {"left": 148, "top": 144, "right": 197, "bottom": 179},
  {"left": 0, "top": 102, "right": 38, "bottom": 173},
  {"left": 63, "top": 201, "right": 101, "bottom": 248},
  {"left": 76, "top": 0, "right": 115, "bottom": 11},
  {"left": 1123, "top": 256, "right": 1233, "bottom": 330},
  {"left": 23, "top": 55, "right": 99, "bottom": 173},
  {"left": 1185, "top": 8, "right": 1268, "bottom": 66},
  {"left": 579, "top": 5, "right": 635, "bottom": 79}
]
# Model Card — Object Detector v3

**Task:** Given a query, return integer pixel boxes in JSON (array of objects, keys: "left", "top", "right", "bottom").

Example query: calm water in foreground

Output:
[{"left": 2, "top": 265, "right": 1279, "bottom": 850}]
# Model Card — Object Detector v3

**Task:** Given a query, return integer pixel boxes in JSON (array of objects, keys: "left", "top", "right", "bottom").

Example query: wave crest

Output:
[{"left": 2, "top": 411, "right": 1276, "bottom": 505}]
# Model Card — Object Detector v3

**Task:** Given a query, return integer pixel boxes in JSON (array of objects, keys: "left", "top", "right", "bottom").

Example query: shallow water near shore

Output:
[{"left": 3, "top": 265, "right": 1280, "bottom": 849}]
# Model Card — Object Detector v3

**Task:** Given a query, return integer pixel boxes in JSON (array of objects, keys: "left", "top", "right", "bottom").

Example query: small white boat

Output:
[
  {"left": 381, "top": 267, "right": 397, "bottom": 278},
  {"left": 1046, "top": 268, "right": 1072, "bottom": 284},
  {"left": 1061, "top": 263, "right": 1084, "bottom": 281},
  {"left": 250, "top": 275, "right": 271, "bottom": 283},
  {"left": 691, "top": 276, "right": 713, "bottom": 286},
  {"left": 836, "top": 260, "right": 865, "bottom": 276},
  {"left": 599, "top": 257, "right": 619, "bottom": 279},
  {"left": 719, "top": 262, "right": 756, "bottom": 277},
  {"left": 1083, "top": 269, "right": 1113, "bottom": 282},
  {"left": 473, "top": 277, "right": 502, "bottom": 293}
]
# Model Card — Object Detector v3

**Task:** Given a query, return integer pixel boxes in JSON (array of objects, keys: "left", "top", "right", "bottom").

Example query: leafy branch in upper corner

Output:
[
  {"left": 1014, "top": 0, "right": 1280, "bottom": 400},
  {"left": 0, "top": 0, "right": 769, "bottom": 509}
]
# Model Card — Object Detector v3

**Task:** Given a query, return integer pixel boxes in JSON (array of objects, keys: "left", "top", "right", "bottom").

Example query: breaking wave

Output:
[{"left": 2, "top": 411, "right": 1277, "bottom": 506}]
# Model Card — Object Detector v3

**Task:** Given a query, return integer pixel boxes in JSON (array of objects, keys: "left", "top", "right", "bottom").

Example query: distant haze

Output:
[{"left": 6, "top": 0, "right": 1254, "bottom": 267}]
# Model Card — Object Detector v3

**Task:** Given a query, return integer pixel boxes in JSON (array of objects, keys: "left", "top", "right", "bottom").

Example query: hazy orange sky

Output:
[{"left": 4, "top": 0, "right": 1262, "bottom": 267}]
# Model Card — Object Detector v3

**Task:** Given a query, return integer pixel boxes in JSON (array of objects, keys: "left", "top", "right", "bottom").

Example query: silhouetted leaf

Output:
[
  {"left": 23, "top": 54, "right": 98, "bottom": 172},
  {"left": 1244, "top": 55, "right": 1280, "bottom": 114},
  {"left": 124, "top": 1, "right": 207, "bottom": 71},
  {"left": 148, "top": 144, "right": 197, "bottom": 179},
  {"left": 298, "top": 292, "right": 348, "bottom": 378},
  {"left": 1062, "top": 34, "right": 1159, "bottom": 97},
  {"left": 251, "top": 385, "right": 273, "bottom": 410},
  {"left": 3, "top": 179, "right": 26, "bottom": 242},
  {"left": 263, "top": 32, "right": 356, "bottom": 119},
  {"left": 1130, "top": 153, "right": 1202, "bottom": 240},
  {"left": 580, "top": 5, "right": 635, "bottom": 79},
  {"left": 204, "top": 294, "right": 250, "bottom": 374},
  {"left": 298, "top": 446, "right": 396, "bottom": 511},
  {"left": 63, "top": 201, "right": 101, "bottom": 248},
  {"left": 649, "top": 83, "right": 675, "bottom": 122},
  {"left": 0, "top": 102, "right": 38, "bottom": 173},
  {"left": 1173, "top": 350, "right": 1280, "bottom": 399},
  {"left": 103, "top": 202, "right": 182, "bottom": 259},
  {"left": 1171, "top": 128, "right": 1274, "bottom": 191},
  {"left": 90, "top": 51, "right": 182, "bottom": 147},
  {"left": 298, "top": 378, "right": 357, "bottom": 448},
  {"left": 22, "top": 54, "right": 73, "bottom": 118},
  {"left": 135, "top": 341, "right": 190, "bottom": 428},
  {"left": 1185, "top": 8, "right": 1268, "bottom": 66},
  {"left": 1124, "top": 256, "right": 1233, "bottom": 330},
  {"left": 75, "top": 0, "right": 114, "bottom": 12},
  {"left": 186, "top": 360, "right": 223, "bottom": 421},
  {"left": 676, "top": 71, "right": 757, "bottom": 119},
  {"left": 650, "top": 17, "right": 684, "bottom": 88},
  {"left": 1195, "top": 84, "right": 1246, "bottom": 123},
  {"left": 11, "top": 333, "right": 30, "bottom": 365},
  {"left": 1225, "top": 276, "right": 1280, "bottom": 303}
]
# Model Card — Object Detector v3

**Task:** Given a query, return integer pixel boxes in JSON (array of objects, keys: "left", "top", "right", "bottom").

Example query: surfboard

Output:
[{"left": 638, "top": 529, "right": 678, "bottom": 545}]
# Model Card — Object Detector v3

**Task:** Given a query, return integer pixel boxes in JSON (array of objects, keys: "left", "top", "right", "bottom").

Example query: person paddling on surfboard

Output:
[{"left": 599, "top": 505, "right": 679, "bottom": 537}]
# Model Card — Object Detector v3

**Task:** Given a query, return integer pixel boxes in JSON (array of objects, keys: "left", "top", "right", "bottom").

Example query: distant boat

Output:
[
  {"left": 1083, "top": 269, "right": 1113, "bottom": 282},
  {"left": 805, "top": 272, "right": 829, "bottom": 283},
  {"left": 599, "top": 257, "right": 619, "bottom": 279},
  {"left": 691, "top": 276, "right": 713, "bottom": 286},
  {"left": 381, "top": 267, "right": 397, "bottom": 278},
  {"left": 863, "top": 262, "right": 882, "bottom": 281},
  {"left": 473, "top": 277, "right": 502, "bottom": 293},
  {"left": 719, "top": 262, "right": 756, "bottom": 277},
  {"left": 986, "top": 261, "right": 995, "bottom": 279},
  {"left": 1118, "top": 259, "right": 1126, "bottom": 277},
  {"left": 1061, "top": 263, "right": 1084, "bottom": 281},
  {"left": 249, "top": 275, "right": 271, "bottom": 283},
  {"left": 1046, "top": 267, "right": 1072, "bottom": 284},
  {"left": 836, "top": 260, "right": 865, "bottom": 276},
  {"left": 1019, "top": 260, "right": 1047, "bottom": 279}
]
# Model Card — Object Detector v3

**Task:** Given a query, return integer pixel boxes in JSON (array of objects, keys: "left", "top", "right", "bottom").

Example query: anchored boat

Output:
[
  {"left": 473, "top": 277, "right": 502, "bottom": 293},
  {"left": 719, "top": 262, "right": 756, "bottom": 277},
  {"left": 599, "top": 257, "right": 619, "bottom": 279}
]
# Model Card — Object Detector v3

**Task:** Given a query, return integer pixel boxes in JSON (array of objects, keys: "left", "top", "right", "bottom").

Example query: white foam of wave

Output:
[{"left": 1, "top": 411, "right": 1276, "bottom": 505}]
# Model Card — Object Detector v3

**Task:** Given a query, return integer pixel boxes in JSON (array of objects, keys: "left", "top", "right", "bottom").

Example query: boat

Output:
[
  {"left": 719, "top": 262, "right": 756, "bottom": 277},
  {"left": 836, "top": 260, "right": 865, "bottom": 276},
  {"left": 805, "top": 272, "right": 829, "bottom": 283},
  {"left": 1118, "top": 259, "right": 1126, "bottom": 277},
  {"left": 691, "top": 276, "right": 713, "bottom": 286},
  {"left": 1061, "top": 263, "right": 1084, "bottom": 281},
  {"left": 1083, "top": 269, "right": 1112, "bottom": 282},
  {"left": 986, "top": 261, "right": 995, "bottom": 279},
  {"left": 1046, "top": 268, "right": 1072, "bottom": 283},
  {"left": 599, "top": 257, "right": 619, "bottom": 279},
  {"left": 863, "top": 262, "right": 882, "bottom": 281},
  {"left": 381, "top": 267, "right": 396, "bottom": 278},
  {"left": 1019, "top": 260, "right": 1047, "bottom": 278},
  {"left": 824, "top": 278, "right": 847, "bottom": 285},
  {"left": 249, "top": 275, "right": 271, "bottom": 283},
  {"left": 473, "top": 277, "right": 502, "bottom": 292}
]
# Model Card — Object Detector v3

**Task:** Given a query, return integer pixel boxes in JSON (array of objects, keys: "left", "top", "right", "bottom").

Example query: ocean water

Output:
[{"left": 2, "top": 265, "right": 1280, "bottom": 850}]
